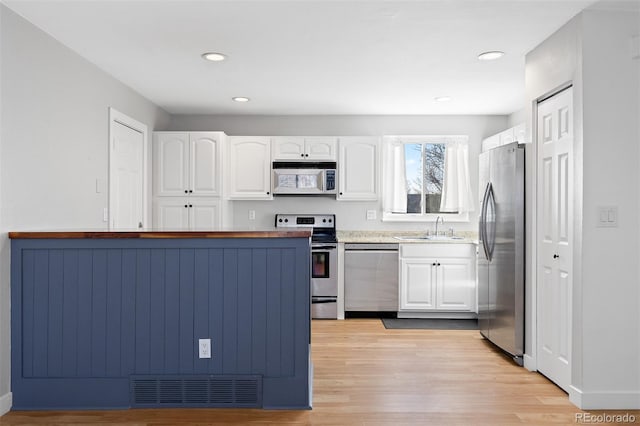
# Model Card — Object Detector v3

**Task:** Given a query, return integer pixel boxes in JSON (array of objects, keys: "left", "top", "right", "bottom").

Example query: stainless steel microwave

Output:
[{"left": 272, "top": 161, "right": 337, "bottom": 195}]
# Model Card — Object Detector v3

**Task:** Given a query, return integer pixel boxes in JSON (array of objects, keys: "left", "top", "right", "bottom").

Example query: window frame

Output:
[{"left": 381, "top": 135, "right": 470, "bottom": 223}]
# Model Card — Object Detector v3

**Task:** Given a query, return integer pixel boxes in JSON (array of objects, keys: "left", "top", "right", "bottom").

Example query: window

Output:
[{"left": 382, "top": 135, "right": 473, "bottom": 222}]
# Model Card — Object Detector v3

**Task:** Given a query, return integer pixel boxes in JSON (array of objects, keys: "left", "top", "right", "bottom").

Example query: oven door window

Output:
[{"left": 312, "top": 251, "right": 330, "bottom": 278}]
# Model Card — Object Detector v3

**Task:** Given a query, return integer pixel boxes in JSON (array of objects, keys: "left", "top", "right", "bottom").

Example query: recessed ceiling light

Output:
[
  {"left": 232, "top": 97, "right": 250, "bottom": 103},
  {"left": 434, "top": 96, "right": 452, "bottom": 102},
  {"left": 201, "top": 52, "right": 227, "bottom": 62},
  {"left": 478, "top": 51, "right": 505, "bottom": 61}
]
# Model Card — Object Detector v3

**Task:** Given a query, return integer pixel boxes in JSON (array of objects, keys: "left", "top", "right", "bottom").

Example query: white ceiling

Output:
[{"left": 4, "top": 0, "right": 598, "bottom": 115}]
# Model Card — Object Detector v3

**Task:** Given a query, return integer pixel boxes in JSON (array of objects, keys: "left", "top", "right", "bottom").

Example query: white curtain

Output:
[
  {"left": 383, "top": 141, "right": 407, "bottom": 214},
  {"left": 440, "top": 141, "right": 474, "bottom": 213}
]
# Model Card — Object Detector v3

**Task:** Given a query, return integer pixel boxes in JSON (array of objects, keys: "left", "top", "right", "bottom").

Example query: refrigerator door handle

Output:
[
  {"left": 487, "top": 183, "right": 496, "bottom": 261},
  {"left": 480, "top": 182, "right": 491, "bottom": 260}
]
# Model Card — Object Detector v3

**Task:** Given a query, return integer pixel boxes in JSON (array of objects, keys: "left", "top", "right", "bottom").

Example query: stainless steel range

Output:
[{"left": 275, "top": 214, "right": 337, "bottom": 319}]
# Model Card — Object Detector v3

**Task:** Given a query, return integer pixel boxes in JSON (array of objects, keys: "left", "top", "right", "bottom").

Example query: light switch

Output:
[{"left": 597, "top": 206, "right": 618, "bottom": 228}]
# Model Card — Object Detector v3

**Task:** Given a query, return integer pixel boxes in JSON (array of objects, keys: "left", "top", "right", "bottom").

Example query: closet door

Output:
[{"left": 537, "top": 87, "right": 573, "bottom": 392}]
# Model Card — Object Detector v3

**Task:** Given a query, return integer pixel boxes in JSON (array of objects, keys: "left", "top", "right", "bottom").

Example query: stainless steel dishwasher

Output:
[{"left": 344, "top": 243, "right": 399, "bottom": 312}]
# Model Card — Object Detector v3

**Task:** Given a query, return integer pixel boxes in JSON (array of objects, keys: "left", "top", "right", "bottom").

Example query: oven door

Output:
[{"left": 311, "top": 244, "right": 337, "bottom": 297}]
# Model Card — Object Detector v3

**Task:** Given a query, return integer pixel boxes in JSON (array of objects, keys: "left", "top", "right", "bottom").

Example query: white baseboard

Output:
[
  {"left": 570, "top": 385, "right": 640, "bottom": 409},
  {"left": 0, "top": 392, "right": 12, "bottom": 416},
  {"left": 523, "top": 354, "right": 536, "bottom": 372}
]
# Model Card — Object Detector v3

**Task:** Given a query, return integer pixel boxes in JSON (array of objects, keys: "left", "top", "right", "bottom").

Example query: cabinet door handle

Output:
[
  {"left": 184, "top": 205, "right": 188, "bottom": 208},
  {"left": 300, "top": 153, "right": 304, "bottom": 157},
  {"left": 437, "top": 263, "right": 441, "bottom": 266},
  {"left": 189, "top": 190, "right": 193, "bottom": 193},
  {"left": 432, "top": 262, "right": 436, "bottom": 266},
  {"left": 305, "top": 153, "right": 309, "bottom": 157},
  {"left": 184, "top": 190, "right": 188, "bottom": 194},
  {"left": 189, "top": 204, "right": 193, "bottom": 208},
  {"left": 267, "top": 191, "right": 270, "bottom": 195},
  {"left": 553, "top": 254, "right": 559, "bottom": 259}
]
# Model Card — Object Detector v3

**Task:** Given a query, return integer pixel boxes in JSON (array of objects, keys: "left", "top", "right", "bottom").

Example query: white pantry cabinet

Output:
[
  {"left": 337, "top": 137, "right": 379, "bottom": 200},
  {"left": 153, "top": 197, "right": 220, "bottom": 230},
  {"left": 153, "top": 132, "right": 222, "bottom": 196},
  {"left": 399, "top": 243, "right": 476, "bottom": 313},
  {"left": 227, "top": 136, "right": 272, "bottom": 200},
  {"left": 272, "top": 136, "right": 337, "bottom": 161}
]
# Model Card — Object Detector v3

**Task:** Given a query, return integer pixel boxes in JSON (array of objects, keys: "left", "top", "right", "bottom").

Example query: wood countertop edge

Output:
[{"left": 8, "top": 231, "right": 312, "bottom": 239}]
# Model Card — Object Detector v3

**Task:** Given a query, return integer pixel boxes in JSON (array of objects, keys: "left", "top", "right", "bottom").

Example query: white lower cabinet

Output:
[
  {"left": 399, "top": 243, "right": 476, "bottom": 313},
  {"left": 153, "top": 198, "right": 220, "bottom": 230}
]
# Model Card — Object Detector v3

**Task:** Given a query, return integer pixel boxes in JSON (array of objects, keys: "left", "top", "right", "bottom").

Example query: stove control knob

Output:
[
  {"left": 329, "top": 219, "right": 332, "bottom": 223},
  {"left": 284, "top": 219, "right": 289, "bottom": 223},
  {"left": 278, "top": 218, "right": 283, "bottom": 222},
  {"left": 323, "top": 219, "right": 327, "bottom": 223}
]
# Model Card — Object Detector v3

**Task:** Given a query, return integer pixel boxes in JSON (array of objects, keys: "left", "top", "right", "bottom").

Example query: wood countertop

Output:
[{"left": 9, "top": 229, "right": 312, "bottom": 239}]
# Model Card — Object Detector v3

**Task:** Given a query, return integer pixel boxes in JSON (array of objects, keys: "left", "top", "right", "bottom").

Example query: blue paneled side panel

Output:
[
  {"left": 265, "top": 250, "right": 282, "bottom": 378},
  {"left": 280, "top": 249, "right": 296, "bottom": 378},
  {"left": 193, "top": 249, "right": 210, "bottom": 375},
  {"left": 208, "top": 249, "right": 224, "bottom": 375},
  {"left": 62, "top": 250, "right": 79, "bottom": 377},
  {"left": 21, "top": 250, "right": 35, "bottom": 378},
  {"left": 105, "top": 250, "right": 123, "bottom": 377},
  {"left": 11, "top": 238, "right": 311, "bottom": 409},
  {"left": 163, "top": 248, "right": 180, "bottom": 373},
  {"left": 222, "top": 250, "right": 238, "bottom": 374},
  {"left": 32, "top": 250, "right": 49, "bottom": 377},
  {"left": 251, "top": 249, "right": 268, "bottom": 375},
  {"left": 148, "top": 249, "right": 166, "bottom": 375},
  {"left": 120, "top": 249, "right": 137, "bottom": 375},
  {"left": 236, "top": 249, "right": 253, "bottom": 373},
  {"left": 91, "top": 249, "right": 108, "bottom": 377},
  {"left": 76, "top": 250, "right": 93, "bottom": 377},
  {"left": 179, "top": 249, "right": 195, "bottom": 374}
]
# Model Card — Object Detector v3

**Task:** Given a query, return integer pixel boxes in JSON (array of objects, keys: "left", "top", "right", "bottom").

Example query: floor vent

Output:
[{"left": 130, "top": 375, "right": 262, "bottom": 408}]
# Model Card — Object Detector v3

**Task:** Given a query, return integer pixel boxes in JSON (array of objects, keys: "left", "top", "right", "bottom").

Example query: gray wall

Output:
[
  {"left": 0, "top": 5, "right": 171, "bottom": 412},
  {"left": 169, "top": 115, "right": 508, "bottom": 232}
]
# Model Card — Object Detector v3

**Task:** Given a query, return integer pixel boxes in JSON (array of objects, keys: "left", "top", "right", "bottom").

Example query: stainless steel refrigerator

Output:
[{"left": 478, "top": 142, "right": 525, "bottom": 365}]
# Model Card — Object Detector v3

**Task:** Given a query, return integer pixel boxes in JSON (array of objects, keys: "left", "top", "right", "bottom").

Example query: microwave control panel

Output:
[{"left": 325, "top": 170, "right": 336, "bottom": 191}]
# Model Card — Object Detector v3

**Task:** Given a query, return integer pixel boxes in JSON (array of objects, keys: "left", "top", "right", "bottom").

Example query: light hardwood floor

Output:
[{"left": 1, "top": 319, "right": 637, "bottom": 425}]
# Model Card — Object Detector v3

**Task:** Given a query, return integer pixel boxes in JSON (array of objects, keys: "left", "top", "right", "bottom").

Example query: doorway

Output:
[{"left": 108, "top": 107, "right": 148, "bottom": 230}]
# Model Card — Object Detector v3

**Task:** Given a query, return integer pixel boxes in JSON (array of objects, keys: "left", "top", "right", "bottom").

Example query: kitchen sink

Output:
[{"left": 393, "top": 235, "right": 465, "bottom": 241}]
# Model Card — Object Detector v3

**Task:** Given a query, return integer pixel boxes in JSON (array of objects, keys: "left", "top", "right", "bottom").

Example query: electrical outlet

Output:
[
  {"left": 248, "top": 210, "right": 256, "bottom": 220},
  {"left": 198, "top": 338, "right": 211, "bottom": 359},
  {"left": 366, "top": 210, "right": 377, "bottom": 220}
]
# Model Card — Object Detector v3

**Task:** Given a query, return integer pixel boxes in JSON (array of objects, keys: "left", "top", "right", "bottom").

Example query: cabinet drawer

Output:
[{"left": 400, "top": 243, "right": 474, "bottom": 259}]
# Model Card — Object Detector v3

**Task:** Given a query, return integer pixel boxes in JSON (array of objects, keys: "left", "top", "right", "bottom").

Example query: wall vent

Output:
[{"left": 130, "top": 375, "right": 262, "bottom": 408}]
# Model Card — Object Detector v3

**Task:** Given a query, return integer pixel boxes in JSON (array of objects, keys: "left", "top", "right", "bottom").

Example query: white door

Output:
[
  {"left": 228, "top": 137, "right": 272, "bottom": 199},
  {"left": 110, "top": 110, "right": 146, "bottom": 229},
  {"left": 272, "top": 137, "right": 305, "bottom": 160},
  {"left": 153, "top": 198, "right": 189, "bottom": 229},
  {"left": 190, "top": 132, "right": 220, "bottom": 196},
  {"left": 189, "top": 198, "right": 220, "bottom": 230},
  {"left": 338, "top": 137, "right": 379, "bottom": 200},
  {"left": 400, "top": 258, "right": 437, "bottom": 310},
  {"left": 154, "top": 133, "right": 189, "bottom": 196},
  {"left": 537, "top": 87, "right": 573, "bottom": 392},
  {"left": 436, "top": 258, "right": 474, "bottom": 311},
  {"left": 305, "top": 137, "right": 337, "bottom": 160}
]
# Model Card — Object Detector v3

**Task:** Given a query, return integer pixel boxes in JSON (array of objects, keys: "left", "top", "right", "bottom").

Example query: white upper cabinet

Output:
[
  {"left": 190, "top": 132, "right": 220, "bottom": 196},
  {"left": 337, "top": 136, "right": 379, "bottom": 200},
  {"left": 272, "top": 136, "right": 337, "bottom": 161},
  {"left": 154, "top": 133, "right": 189, "bottom": 196},
  {"left": 227, "top": 136, "right": 272, "bottom": 200},
  {"left": 481, "top": 123, "right": 526, "bottom": 152},
  {"left": 153, "top": 132, "right": 222, "bottom": 196}
]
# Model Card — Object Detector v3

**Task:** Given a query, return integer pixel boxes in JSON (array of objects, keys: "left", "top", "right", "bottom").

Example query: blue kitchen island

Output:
[{"left": 9, "top": 230, "right": 312, "bottom": 410}]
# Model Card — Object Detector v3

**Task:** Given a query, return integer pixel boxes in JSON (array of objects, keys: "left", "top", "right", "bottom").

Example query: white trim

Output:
[
  {"left": 523, "top": 354, "right": 537, "bottom": 372},
  {"left": 0, "top": 392, "right": 12, "bottom": 416},
  {"left": 108, "top": 107, "right": 149, "bottom": 230},
  {"left": 569, "top": 385, "right": 640, "bottom": 410},
  {"left": 382, "top": 212, "right": 470, "bottom": 223}
]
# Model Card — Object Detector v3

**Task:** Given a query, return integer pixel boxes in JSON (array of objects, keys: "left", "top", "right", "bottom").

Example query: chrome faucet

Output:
[{"left": 434, "top": 216, "right": 444, "bottom": 237}]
